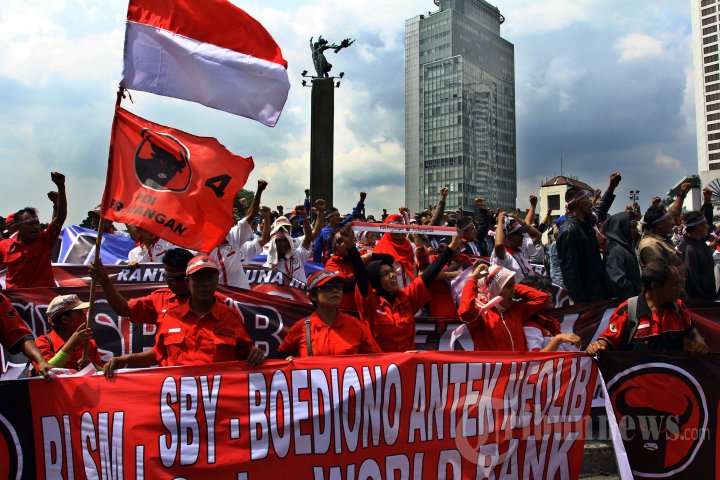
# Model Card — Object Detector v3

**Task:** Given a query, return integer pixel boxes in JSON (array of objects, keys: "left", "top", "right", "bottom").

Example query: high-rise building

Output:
[
  {"left": 405, "top": 0, "right": 516, "bottom": 213},
  {"left": 691, "top": 0, "right": 720, "bottom": 188}
]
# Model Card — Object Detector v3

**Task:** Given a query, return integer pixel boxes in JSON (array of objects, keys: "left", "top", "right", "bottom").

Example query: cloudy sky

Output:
[{"left": 0, "top": 0, "right": 698, "bottom": 224}]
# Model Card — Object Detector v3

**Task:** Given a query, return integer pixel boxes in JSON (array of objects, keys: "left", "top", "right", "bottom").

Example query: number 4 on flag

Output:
[{"left": 205, "top": 174, "right": 232, "bottom": 197}]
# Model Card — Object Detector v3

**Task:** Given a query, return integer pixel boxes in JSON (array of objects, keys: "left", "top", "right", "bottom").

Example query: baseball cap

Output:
[
  {"left": 186, "top": 255, "right": 220, "bottom": 275},
  {"left": 47, "top": 294, "right": 90, "bottom": 322},
  {"left": 307, "top": 270, "right": 345, "bottom": 290}
]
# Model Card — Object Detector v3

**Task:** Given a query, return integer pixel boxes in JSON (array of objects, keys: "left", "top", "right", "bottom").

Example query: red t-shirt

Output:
[
  {"left": 153, "top": 297, "right": 253, "bottom": 367},
  {"left": 599, "top": 298, "right": 692, "bottom": 350},
  {"left": 0, "top": 293, "right": 33, "bottom": 353},
  {"left": 35, "top": 329, "right": 104, "bottom": 369},
  {"left": 128, "top": 288, "right": 189, "bottom": 324},
  {"left": 324, "top": 255, "right": 357, "bottom": 311},
  {"left": 279, "top": 311, "right": 380, "bottom": 357},
  {"left": 458, "top": 283, "right": 548, "bottom": 352},
  {"left": 0, "top": 223, "right": 60, "bottom": 288},
  {"left": 427, "top": 277, "right": 459, "bottom": 320},
  {"left": 355, "top": 276, "right": 430, "bottom": 353}
]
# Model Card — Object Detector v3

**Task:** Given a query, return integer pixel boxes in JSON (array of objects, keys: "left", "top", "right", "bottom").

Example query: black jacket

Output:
[
  {"left": 603, "top": 211, "right": 641, "bottom": 299},
  {"left": 557, "top": 214, "right": 606, "bottom": 302},
  {"left": 676, "top": 202, "right": 717, "bottom": 300}
]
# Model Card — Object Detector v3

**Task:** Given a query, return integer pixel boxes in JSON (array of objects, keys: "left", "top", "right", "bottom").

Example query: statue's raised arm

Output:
[{"left": 333, "top": 38, "right": 355, "bottom": 54}]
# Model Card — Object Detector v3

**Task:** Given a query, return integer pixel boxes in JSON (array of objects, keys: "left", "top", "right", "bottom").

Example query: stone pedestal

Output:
[{"left": 310, "top": 78, "right": 335, "bottom": 209}]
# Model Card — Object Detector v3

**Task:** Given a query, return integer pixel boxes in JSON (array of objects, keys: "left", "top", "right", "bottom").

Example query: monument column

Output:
[{"left": 310, "top": 78, "right": 335, "bottom": 209}]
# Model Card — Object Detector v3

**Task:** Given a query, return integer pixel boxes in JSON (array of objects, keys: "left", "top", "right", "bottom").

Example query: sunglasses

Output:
[
  {"left": 162, "top": 272, "right": 186, "bottom": 282},
  {"left": 317, "top": 283, "right": 343, "bottom": 292}
]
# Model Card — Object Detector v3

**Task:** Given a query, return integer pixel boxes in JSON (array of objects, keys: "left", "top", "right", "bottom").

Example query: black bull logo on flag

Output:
[{"left": 601, "top": 353, "right": 717, "bottom": 478}]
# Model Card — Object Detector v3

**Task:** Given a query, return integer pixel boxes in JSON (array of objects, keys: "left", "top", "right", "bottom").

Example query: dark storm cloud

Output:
[{"left": 513, "top": 21, "right": 696, "bottom": 202}]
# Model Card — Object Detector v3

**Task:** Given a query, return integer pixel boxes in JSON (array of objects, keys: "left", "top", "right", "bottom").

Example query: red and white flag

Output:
[
  {"left": 120, "top": 0, "right": 290, "bottom": 127},
  {"left": 101, "top": 107, "right": 254, "bottom": 252}
]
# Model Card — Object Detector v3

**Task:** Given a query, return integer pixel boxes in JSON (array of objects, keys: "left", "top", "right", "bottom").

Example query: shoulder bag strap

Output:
[{"left": 304, "top": 316, "right": 313, "bottom": 357}]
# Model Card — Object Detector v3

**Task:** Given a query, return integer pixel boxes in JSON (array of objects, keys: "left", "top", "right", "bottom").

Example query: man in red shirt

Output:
[
  {"left": 90, "top": 248, "right": 194, "bottom": 325},
  {"left": 35, "top": 294, "right": 104, "bottom": 371},
  {"left": 0, "top": 172, "right": 67, "bottom": 288},
  {"left": 587, "top": 262, "right": 708, "bottom": 354},
  {"left": 103, "top": 255, "right": 263, "bottom": 374},
  {"left": 0, "top": 292, "right": 51, "bottom": 377},
  {"left": 279, "top": 270, "right": 380, "bottom": 358}
]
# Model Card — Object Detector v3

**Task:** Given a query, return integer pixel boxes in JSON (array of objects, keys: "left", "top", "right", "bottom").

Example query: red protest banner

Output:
[
  {"left": 1, "top": 352, "right": 597, "bottom": 479},
  {"left": 101, "top": 107, "right": 254, "bottom": 252}
]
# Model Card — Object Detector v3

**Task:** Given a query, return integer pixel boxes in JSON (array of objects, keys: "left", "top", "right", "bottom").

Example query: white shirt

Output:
[
  {"left": 266, "top": 245, "right": 311, "bottom": 283},
  {"left": 210, "top": 237, "right": 262, "bottom": 290},
  {"left": 128, "top": 238, "right": 179, "bottom": 264},
  {"left": 490, "top": 234, "right": 539, "bottom": 281}
]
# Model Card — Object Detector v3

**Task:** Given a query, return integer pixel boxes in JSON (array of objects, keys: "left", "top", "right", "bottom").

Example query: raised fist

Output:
[{"left": 50, "top": 171, "right": 65, "bottom": 187}]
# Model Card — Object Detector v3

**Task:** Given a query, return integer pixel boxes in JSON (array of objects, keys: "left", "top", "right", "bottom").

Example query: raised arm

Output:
[
  {"left": 244, "top": 179, "right": 268, "bottom": 223},
  {"left": 669, "top": 182, "right": 691, "bottom": 217},
  {"left": 420, "top": 234, "right": 460, "bottom": 287},
  {"left": 48, "top": 172, "right": 67, "bottom": 232},
  {"left": 430, "top": 187, "right": 449, "bottom": 226},
  {"left": 593, "top": 172, "right": 621, "bottom": 222},
  {"left": 494, "top": 211, "right": 507, "bottom": 259},
  {"left": 257, "top": 206, "right": 272, "bottom": 247},
  {"left": 301, "top": 200, "right": 325, "bottom": 250},
  {"left": 524, "top": 195, "right": 537, "bottom": 226},
  {"left": 88, "top": 260, "right": 131, "bottom": 316},
  {"left": 338, "top": 192, "right": 366, "bottom": 228}
]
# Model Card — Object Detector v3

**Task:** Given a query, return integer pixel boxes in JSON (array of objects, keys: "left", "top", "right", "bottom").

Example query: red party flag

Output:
[{"left": 101, "top": 107, "right": 254, "bottom": 252}]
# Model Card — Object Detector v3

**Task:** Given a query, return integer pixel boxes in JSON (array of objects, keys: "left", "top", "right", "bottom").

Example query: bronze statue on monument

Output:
[{"left": 310, "top": 36, "right": 355, "bottom": 78}]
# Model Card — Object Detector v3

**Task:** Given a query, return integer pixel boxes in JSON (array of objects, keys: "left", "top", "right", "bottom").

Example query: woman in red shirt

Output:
[
  {"left": 279, "top": 270, "right": 380, "bottom": 358},
  {"left": 348, "top": 225, "right": 461, "bottom": 352},
  {"left": 458, "top": 264, "right": 549, "bottom": 352}
]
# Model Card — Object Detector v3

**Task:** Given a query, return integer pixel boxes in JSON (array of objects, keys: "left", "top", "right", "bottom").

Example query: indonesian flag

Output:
[
  {"left": 100, "top": 107, "right": 254, "bottom": 252},
  {"left": 120, "top": 0, "right": 290, "bottom": 127}
]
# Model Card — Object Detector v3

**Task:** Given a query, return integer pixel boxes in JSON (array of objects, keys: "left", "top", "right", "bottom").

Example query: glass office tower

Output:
[{"left": 405, "top": 0, "right": 516, "bottom": 212}]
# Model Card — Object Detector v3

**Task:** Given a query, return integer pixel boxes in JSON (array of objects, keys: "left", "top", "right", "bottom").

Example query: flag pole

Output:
[
  {"left": 81, "top": 86, "right": 126, "bottom": 365},
  {"left": 81, "top": 217, "right": 106, "bottom": 364}
]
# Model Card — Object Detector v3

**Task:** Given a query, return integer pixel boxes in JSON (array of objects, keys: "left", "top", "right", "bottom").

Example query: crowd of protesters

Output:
[{"left": 0, "top": 169, "right": 717, "bottom": 377}]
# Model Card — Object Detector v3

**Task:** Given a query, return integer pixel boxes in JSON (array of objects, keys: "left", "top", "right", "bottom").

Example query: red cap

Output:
[
  {"left": 307, "top": 270, "right": 345, "bottom": 290},
  {"left": 185, "top": 255, "right": 219, "bottom": 275},
  {"left": 5, "top": 213, "right": 15, "bottom": 225}
]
